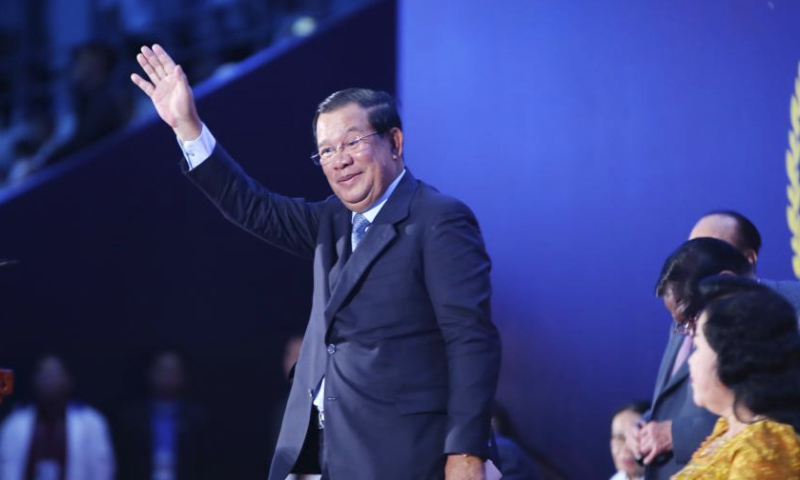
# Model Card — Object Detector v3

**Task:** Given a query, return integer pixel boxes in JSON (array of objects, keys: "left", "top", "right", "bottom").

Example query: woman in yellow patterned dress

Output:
[{"left": 671, "top": 276, "right": 800, "bottom": 480}]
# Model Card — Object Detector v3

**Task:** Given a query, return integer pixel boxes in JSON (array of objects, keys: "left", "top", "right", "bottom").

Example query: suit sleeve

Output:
[
  {"left": 423, "top": 200, "right": 501, "bottom": 458},
  {"left": 184, "top": 145, "right": 325, "bottom": 260},
  {"left": 671, "top": 411, "right": 718, "bottom": 465}
]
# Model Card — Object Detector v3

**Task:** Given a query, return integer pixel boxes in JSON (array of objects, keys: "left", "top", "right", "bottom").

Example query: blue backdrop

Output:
[{"left": 398, "top": 0, "right": 800, "bottom": 478}]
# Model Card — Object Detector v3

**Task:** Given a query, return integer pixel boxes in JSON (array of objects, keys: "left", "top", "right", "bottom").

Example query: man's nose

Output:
[{"left": 330, "top": 152, "right": 354, "bottom": 169}]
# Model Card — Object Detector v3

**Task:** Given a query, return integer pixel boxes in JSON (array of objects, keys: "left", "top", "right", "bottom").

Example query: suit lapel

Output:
[
  {"left": 652, "top": 331, "right": 689, "bottom": 404},
  {"left": 327, "top": 208, "right": 352, "bottom": 290},
  {"left": 662, "top": 360, "right": 690, "bottom": 395},
  {"left": 323, "top": 172, "right": 417, "bottom": 326}
]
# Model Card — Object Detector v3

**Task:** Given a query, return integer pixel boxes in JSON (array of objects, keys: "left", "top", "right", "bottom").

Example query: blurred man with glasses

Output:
[{"left": 131, "top": 45, "right": 500, "bottom": 480}]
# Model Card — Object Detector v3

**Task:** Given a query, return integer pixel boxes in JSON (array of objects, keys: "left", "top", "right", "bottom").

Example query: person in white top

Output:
[{"left": 0, "top": 355, "right": 115, "bottom": 480}]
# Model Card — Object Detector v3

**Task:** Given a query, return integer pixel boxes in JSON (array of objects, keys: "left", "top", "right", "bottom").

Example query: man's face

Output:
[
  {"left": 687, "top": 312, "right": 733, "bottom": 415},
  {"left": 315, "top": 103, "right": 404, "bottom": 213},
  {"left": 662, "top": 288, "right": 687, "bottom": 324},
  {"left": 34, "top": 356, "right": 71, "bottom": 405},
  {"left": 149, "top": 352, "right": 186, "bottom": 400}
]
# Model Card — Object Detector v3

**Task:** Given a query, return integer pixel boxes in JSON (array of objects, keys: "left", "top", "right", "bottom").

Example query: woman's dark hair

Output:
[
  {"left": 655, "top": 238, "right": 753, "bottom": 320},
  {"left": 698, "top": 276, "right": 800, "bottom": 432},
  {"left": 702, "top": 210, "right": 762, "bottom": 254},
  {"left": 312, "top": 88, "right": 402, "bottom": 140}
]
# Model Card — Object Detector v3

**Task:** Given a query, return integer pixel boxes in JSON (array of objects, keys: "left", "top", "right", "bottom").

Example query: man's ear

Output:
[
  {"left": 389, "top": 127, "right": 404, "bottom": 159},
  {"left": 742, "top": 249, "right": 758, "bottom": 267}
]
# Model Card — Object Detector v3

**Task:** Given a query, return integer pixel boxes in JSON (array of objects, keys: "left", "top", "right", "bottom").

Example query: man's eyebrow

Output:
[{"left": 317, "top": 126, "right": 363, "bottom": 147}]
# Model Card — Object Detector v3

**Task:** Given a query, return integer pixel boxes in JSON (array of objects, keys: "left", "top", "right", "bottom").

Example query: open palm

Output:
[{"left": 131, "top": 44, "right": 201, "bottom": 140}]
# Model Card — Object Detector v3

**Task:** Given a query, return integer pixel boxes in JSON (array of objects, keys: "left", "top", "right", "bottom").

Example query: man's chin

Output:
[
  {"left": 337, "top": 193, "right": 371, "bottom": 211},
  {"left": 332, "top": 184, "right": 364, "bottom": 203}
]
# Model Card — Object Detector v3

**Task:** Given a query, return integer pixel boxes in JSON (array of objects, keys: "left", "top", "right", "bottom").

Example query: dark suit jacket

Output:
[
  {"left": 760, "top": 278, "right": 800, "bottom": 326},
  {"left": 644, "top": 329, "right": 717, "bottom": 480},
  {"left": 186, "top": 146, "right": 501, "bottom": 480}
]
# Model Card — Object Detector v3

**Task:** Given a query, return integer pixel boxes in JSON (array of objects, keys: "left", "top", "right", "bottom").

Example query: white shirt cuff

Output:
[
  {"left": 313, "top": 378, "right": 325, "bottom": 411},
  {"left": 178, "top": 123, "right": 216, "bottom": 169}
]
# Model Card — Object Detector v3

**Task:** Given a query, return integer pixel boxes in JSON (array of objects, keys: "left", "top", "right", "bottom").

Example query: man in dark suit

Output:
[
  {"left": 628, "top": 238, "right": 752, "bottom": 480},
  {"left": 131, "top": 44, "right": 501, "bottom": 480}
]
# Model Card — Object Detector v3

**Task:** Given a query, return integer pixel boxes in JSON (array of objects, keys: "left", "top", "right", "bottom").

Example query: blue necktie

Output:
[{"left": 352, "top": 213, "right": 370, "bottom": 251}]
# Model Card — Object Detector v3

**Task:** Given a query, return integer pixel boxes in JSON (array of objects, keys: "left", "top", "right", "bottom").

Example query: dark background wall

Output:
[
  {"left": 0, "top": 2, "right": 395, "bottom": 479},
  {"left": 398, "top": 0, "right": 800, "bottom": 479}
]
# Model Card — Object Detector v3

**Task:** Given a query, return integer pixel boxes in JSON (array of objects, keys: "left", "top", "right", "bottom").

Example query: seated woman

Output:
[{"left": 672, "top": 276, "right": 800, "bottom": 479}]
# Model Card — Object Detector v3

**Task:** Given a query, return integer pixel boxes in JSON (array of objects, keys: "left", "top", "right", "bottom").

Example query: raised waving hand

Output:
[{"left": 131, "top": 44, "right": 202, "bottom": 141}]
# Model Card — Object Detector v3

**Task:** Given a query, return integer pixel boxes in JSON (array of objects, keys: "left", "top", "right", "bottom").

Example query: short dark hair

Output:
[
  {"left": 702, "top": 210, "right": 762, "bottom": 254},
  {"left": 698, "top": 276, "right": 800, "bottom": 432},
  {"left": 312, "top": 88, "right": 402, "bottom": 140},
  {"left": 613, "top": 401, "right": 651, "bottom": 419},
  {"left": 655, "top": 238, "right": 753, "bottom": 320}
]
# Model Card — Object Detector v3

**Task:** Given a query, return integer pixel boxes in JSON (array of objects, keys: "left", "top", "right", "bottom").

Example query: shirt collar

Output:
[{"left": 351, "top": 169, "right": 406, "bottom": 224}]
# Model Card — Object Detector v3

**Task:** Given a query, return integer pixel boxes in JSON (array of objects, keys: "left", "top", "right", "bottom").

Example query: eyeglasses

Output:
[
  {"left": 311, "top": 131, "right": 380, "bottom": 166},
  {"left": 673, "top": 312, "right": 698, "bottom": 336}
]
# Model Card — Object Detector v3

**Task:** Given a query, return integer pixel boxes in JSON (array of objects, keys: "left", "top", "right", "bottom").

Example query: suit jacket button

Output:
[{"left": 327, "top": 344, "right": 337, "bottom": 355}]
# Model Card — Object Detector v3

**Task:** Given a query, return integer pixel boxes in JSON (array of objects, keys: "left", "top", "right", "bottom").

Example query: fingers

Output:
[
  {"left": 637, "top": 424, "right": 654, "bottom": 460},
  {"left": 137, "top": 44, "right": 176, "bottom": 83},
  {"left": 643, "top": 448, "right": 659, "bottom": 465},
  {"left": 174, "top": 64, "right": 187, "bottom": 85},
  {"left": 637, "top": 442, "right": 651, "bottom": 463},
  {"left": 639, "top": 426, "right": 654, "bottom": 448},
  {"left": 136, "top": 50, "right": 161, "bottom": 85},
  {"left": 639, "top": 423, "right": 670, "bottom": 465},
  {"left": 626, "top": 436, "right": 642, "bottom": 459},
  {"left": 133, "top": 44, "right": 189, "bottom": 99},
  {"left": 153, "top": 44, "right": 177, "bottom": 72},
  {"left": 130, "top": 73, "right": 154, "bottom": 96},
  {"left": 143, "top": 45, "right": 170, "bottom": 80},
  {"left": 625, "top": 421, "right": 644, "bottom": 458}
]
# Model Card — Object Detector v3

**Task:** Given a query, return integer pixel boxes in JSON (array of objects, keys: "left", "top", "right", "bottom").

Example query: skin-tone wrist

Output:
[
  {"left": 445, "top": 454, "right": 484, "bottom": 480},
  {"left": 130, "top": 44, "right": 203, "bottom": 143},
  {"left": 448, "top": 453, "right": 483, "bottom": 460},
  {"left": 174, "top": 118, "right": 202, "bottom": 143}
]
